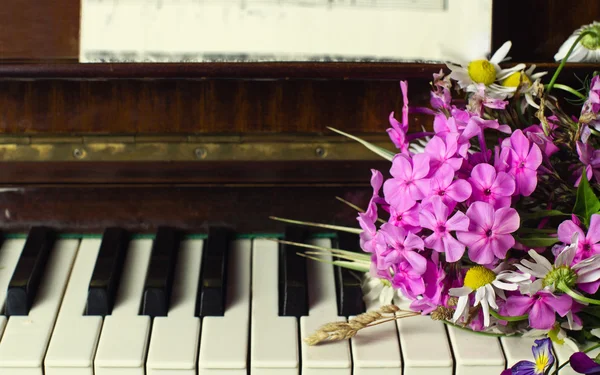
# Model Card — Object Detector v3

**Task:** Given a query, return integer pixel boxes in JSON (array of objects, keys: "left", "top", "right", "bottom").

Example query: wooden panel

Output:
[
  {"left": 0, "top": 185, "right": 373, "bottom": 233},
  {"left": 0, "top": 0, "right": 79, "bottom": 61},
  {"left": 492, "top": 0, "right": 600, "bottom": 62}
]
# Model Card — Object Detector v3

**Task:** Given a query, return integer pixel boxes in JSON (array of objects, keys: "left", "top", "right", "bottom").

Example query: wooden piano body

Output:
[{"left": 0, "top": 0, "right": 599, "bottom": 374}]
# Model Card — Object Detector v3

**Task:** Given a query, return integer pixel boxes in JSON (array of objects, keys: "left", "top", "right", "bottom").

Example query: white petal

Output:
[
  {"left": 492, "top": 280, "right": 519, "bottom": 291},
  {"left": 577, "top": 269, "right": 600, "bottom": 283},
  {"left": 528, "top": 250, "right": 553, "bottom": 271},
  {"left": 474, "top": 287, "right": 486, "bottom": 306},
  {"left": 515, "top": 261, "right": 547, "bottom": 278},
  {"left": 496, "top": 64, "right": 527, "bottom": 80},
  {"left": 496, "top": 271, "right": 531, "bottom": 283},
  {"left": 490, "top": 41, "right": 512, "bottom": 64},
  {"left": 449, "top": 286, "right": 472, "bottom": 297},
  {"left": 452, "top": 295, "right": 469, "bottom": 323},
  {"left": 480, "top": 297, "right": 491, "bottom": 327},
  {"left": 556, "top": 243, "right": 576, "bottom": 267},
  {"left": 554, "top": 35, "right": 579, "bottom": 61},
  {"left": 485, "top": 284, "right": 498, "bottom": 309}
]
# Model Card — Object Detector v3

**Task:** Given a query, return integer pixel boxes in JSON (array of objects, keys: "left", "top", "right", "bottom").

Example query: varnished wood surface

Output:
[
  {"left": 0, "top": 160, "right": 391, "bottom": 184},
  {"left": 0, "top": 185, "right": 372, "bottom": 233}
]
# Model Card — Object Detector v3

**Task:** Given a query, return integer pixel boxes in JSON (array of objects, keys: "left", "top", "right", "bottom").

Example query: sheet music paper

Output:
[{"left": 80, "top": 0, "right": 492, "bottom": 63}]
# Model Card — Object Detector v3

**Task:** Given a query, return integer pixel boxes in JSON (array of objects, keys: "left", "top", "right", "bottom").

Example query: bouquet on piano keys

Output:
[{"left": 274, "top": 30, "right": 600, "bottom": 374}]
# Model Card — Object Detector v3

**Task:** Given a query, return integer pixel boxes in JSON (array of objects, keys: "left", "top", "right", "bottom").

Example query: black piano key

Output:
[
  {"left": 278, "top": 226, "right": 309, "bottom": 317},
  {"left": 86, "top": 227, "right": 130, "bottom": 316},
  {"left": 6, "top": 227, "right": 56, "bottom": 316},
  {"left": 141, "top": 227, "right": 181, "bottom": 317},
  {"left": 196, "top": 227, "right": 232, "bottom": 317},
  {"left": 335, "top": 231, "right": 366, "bottom": 316}
]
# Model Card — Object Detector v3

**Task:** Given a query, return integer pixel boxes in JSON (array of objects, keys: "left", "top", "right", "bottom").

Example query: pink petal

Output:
[
  {"left": 492, "top": 207, "right": 520, "bottom": 234},
  {"left": 405, "top": 232, "right": 425, "bottom": 251},
  {"left": 446, "top": 211, "right": 470, "bottom": 232},
  {"left": 491, "top": 171, "right": 515, "bottom": 196},
  {"left": 510, "top": 129, "right": 530, "bottom": 160},
  {"left": 466, "top": 201, "right": 495, "bottom": 231},
  {"left": 587, "top": 214, "right": 600, "bottom": 244},
  {"left": 431, "top": 196, "right": 448, "bottom": 223},
  {"left": 524, "top": 143, "right": 543, "bottom": 170},
  {"left": 413, "top": 179, "right": 432, "bottom": 200},
  {"left": 419, "top": 209, "right": 437, "bottom": 231},
  {"left": 489, "top": 233, "right": 515, "bottom": 259},
  {"left": 424, "top": 233, "right": 444, "bottom": 253},
  {"left": 579, "top": 280, "right": 600, "bottom": 294},
  {"left": 433, "top": 164, "right": 455, "bottom": 189},
  {"left": 456, "top": 230, "right": 483, "bottom": 247},
  {"left": 446, "top": 179, "right": 472, "bottom": 202},
  {"left": 515, "top": 168, "right": 538, "bottom": 196},
  {"left": 504, "top": 296, "right": 535, "bottom": 316},
  {"left": 390, "top": 154, "right": 413, "bottom": 180},
  {"left": 370, "top": 169, "right": 384, "bottom": 193},
  {"left": 471, "top": 163, "right": 496, "bottom": 189},
  {"left": 558, "top": 220, "right": 585, "bottom": 244},
  {"left": 543, "top": 293, "right": 572, "bottom": 317},
  {"left": 529, "top": 300, "right": 556, "bottom": 330},
  {"left": 412, "top": 153, "right": 431, "bottom": 180},
  {"left": 404, "top": 250, "right": 427, "bottom": 274},
  {"left": 442, "top": 235, "right": 466, "bottom": 262},
  {"left": 447, "top": 157, "right": 464, "bottom": 171},
  {"left": 425, "top": 136, "right": 446, "bottom": 159}
]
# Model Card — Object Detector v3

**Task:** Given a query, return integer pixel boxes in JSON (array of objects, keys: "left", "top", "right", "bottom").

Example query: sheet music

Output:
[{"left": 80, "top": 0, "right": 492, "bottom": 63}]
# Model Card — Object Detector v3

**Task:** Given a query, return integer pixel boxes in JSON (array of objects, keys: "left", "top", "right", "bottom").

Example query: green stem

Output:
[
  {"left": 547, "top": 30, "right": 599, "bottom": 93},
  {"left": 547, "top": 84, "right": 587, "bottom": 99},
  {"left": 489, "top": 310, "right": 529, "bottom": 322},
  {"left": 553, "top": 343, "right": 600, "bottom": 375},
  {"left": 559, "top": 283, "right": 600, "bottom": 305}
]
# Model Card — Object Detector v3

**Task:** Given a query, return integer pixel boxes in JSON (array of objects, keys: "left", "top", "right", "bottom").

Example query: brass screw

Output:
[
  {"left": 195, "top": 148, "right": 207, "bottom": 159},
  {"left": 315, "top": 147, "right": 327, "bottom": 158},
  {"left": 73, "top": 148, "right": 86, "bottom": 159}
]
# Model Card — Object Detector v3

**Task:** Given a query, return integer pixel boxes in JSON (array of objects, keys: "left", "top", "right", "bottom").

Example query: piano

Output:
[{"left": 0, "top": 0, "right": 599, "bottom": 374}]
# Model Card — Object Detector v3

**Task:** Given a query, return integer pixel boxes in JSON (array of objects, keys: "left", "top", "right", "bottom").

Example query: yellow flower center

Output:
[
  {"left": 501, "top": 71, "right": 531, "bottom": 87},
  {"left": 467, "top": 60, "right": 497, "bottom": 85},
  {"left": 463, "top": 266, "right": 496, "bottom": 290}
]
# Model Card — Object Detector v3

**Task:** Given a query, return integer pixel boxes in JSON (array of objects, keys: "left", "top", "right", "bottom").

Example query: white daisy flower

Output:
[
  {"left": 555, "top": 21, "right": 600, "bottom": 63},
  {"left": 360, "top": 273, "right": 402, "bottom": 306},
  {"left": 449, "top": 265, "right": 530, "bottom": 327},
  {"left": 446, "top": 41, "right": 526, "bottom": 99}
]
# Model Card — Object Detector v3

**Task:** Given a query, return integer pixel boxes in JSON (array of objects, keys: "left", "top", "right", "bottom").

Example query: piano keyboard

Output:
[{"left": 0, "top": 226, "right": 583, "bottom": 374}]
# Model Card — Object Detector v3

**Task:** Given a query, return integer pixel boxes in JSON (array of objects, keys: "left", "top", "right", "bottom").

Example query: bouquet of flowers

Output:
[{"left": 272, "top": 24, "right": 600, "bottom": 374}]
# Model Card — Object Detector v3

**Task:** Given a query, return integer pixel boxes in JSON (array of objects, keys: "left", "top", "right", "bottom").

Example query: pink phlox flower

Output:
[
  {"left": 562, "top": 302, "right": 584, "bottom": 331},
  {"left": 357, "top": 169, "right": 384, "bottom": 253},
  {"left": 463, "top": 116, "right": 512, "bottom": 139},
  {"left": 426, "top": 164, "right": 472, "bottom": 205},
  {"left": 388, "top": 261, "right": 426, "bottom": 299},
  {"left": 523, "top": 124, "right": 559, "bottom": 158},
  {"left": 419, "top": 196, "right": 469, "bottom": 262},
  {"left": 374, "top": 223, "right": 426, "bottom": 274},
  {"left": 383, "top": 153, "right": 431, "bottom": 206},
  {"left": 581, "top": 75, "right": 600, "bottom": 131},
  {"left": 557, "top": 214, "right": 600, "bottom": 264},
  {"left": 494, "top": 145, "right": 510, "bottom": 173},
  {"left": 500, "top": 129, "right": 543, "bottom": 196},
  {"left": 504, "top": 291, "right": 572, "bottom": 330},
  {"left": 424, "top": 134, "right": 464, "bottom": 172},
  {"left": 409, "top": 260, "right": 446, "bottom": 314},
  {"left": 432, "top": 113, "right": 472, "bottom": 158},
  {"left": 387, "top": 112, "right": 409, "bottom": 154},
  {"left": 456, "top": 201, "right": 520, "bottom": 265},
  {"left": 388, "top": 200, "right": 421, "bottom": 232},
  {"left": 468, "top": 163, "right": 515, "bottom": 209},
  {"left": 430, "top": 70, "right": 452, "bottom": 110},
  {"left": 574, "top": 141, "right": 600, "bottom": 186}
]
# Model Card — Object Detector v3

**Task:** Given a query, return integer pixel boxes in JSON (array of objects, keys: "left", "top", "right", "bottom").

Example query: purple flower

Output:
[
  {"left": 570, "top": 352, "right": 600, "bottom": 374},
  {"left": 558, "top": 214, "right": 600, "bottom": 263},
  {"left": 388, "top": 200, "right": 421, "bottom": 232},
  {"left": 523, "top": 124, "right": 559, "bottom": 158},
  {"left": 504, "top": 291, "right": 572, "bottom": 330},
  {"left": 500, "top": 129, "right": 543, "bottom": 196},
  {"left": 575, "top": 141, "right": 600, "bottom": 186},
  {"left": 383, "top": 153, "right": 431, "bottom": 206},
  {"left": 456, "top": 202, "right": 520, "bottom": 265},
  {"left": 427, "top": 164, "right": 472, "bottom": 205},
  {"left": 425, "top": 134, "right": 464, "bottom": 172},
  {"left": 387, "top": 81, "right": 410, "bottom": 152},
  {"left": 374, "top": 223, "right": 426, "bottom": 273},
  {"left": 409, "top": 260, "right": 446, "bottom": 314},
  {"left": 358, "top": 169, "right": 384, "bottom": 253},
  {"left": 389, "top": 261, "right": 426, "bottom": 299},
  {"left": 507, "top": 338, "right": 554, "bottom": 375},
  {"left": 469, "top": 163, "right": 515, "bottom": 208},
  {"left": 419, "top": 196, "right": 469, "bottom": 262},
  {"left": 581, "top": 75, "right": 600, "bottom": 132}
]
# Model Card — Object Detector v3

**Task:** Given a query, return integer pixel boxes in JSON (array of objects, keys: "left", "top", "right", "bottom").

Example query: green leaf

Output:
[
  {"left": 573, "top": 170, "right": 600, "bottom": 227},
  {"left": 513, "top": 235, "right": 559, "bottom": 248},
  {"left": 327, "top": 127, "right": 395, "bottom": 161},
  {"left": 520, "top": 210, "right": 571, "bottom": 221}
]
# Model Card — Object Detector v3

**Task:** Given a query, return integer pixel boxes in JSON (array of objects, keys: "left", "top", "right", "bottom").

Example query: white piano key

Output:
[
  {"left": 447, "top": 325, "right": 506, "bottom": 375},
  {"left": 553, "top": 340, "right": 600, "bottom": 375},
  {"left": 396, "top": 313, "right": 453, "bottom": 375},
  {"left": 501, "top": 336, "right": 541, "bottom": 369},
  {"left": 146, "top": 239, "right": 203, "bottom": 375},
  {"left": 44, "top": 239, "right": 104, "bottom": 375},
  {"left": 350, "top": 288, "right": 402, "bottom": 375},
  {"left": 198, "top": 239, "right": 252, "bottom": 375},
  {"left": 0, "top": 239, "right": 79, "bottom": 375},
  {"left": 94, "top": 239, "right": 153, "bottom": 375},
  {"left": 0, "top": 239, "right": 27, "bottom": 339},
  {"left": 250, "top": 238, "right": 299, "bottom": 375},
  {"left": 300, "top": 238, "right": 351, "bottom": 375}
]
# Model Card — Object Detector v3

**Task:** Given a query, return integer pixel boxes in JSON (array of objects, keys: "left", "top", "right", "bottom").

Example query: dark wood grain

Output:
[
  {"left": 0, "top": 0, "right": 79, "bottom": 61},
  {"left": 0, "top": 185, "right": 373, "bottom": 233}
]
